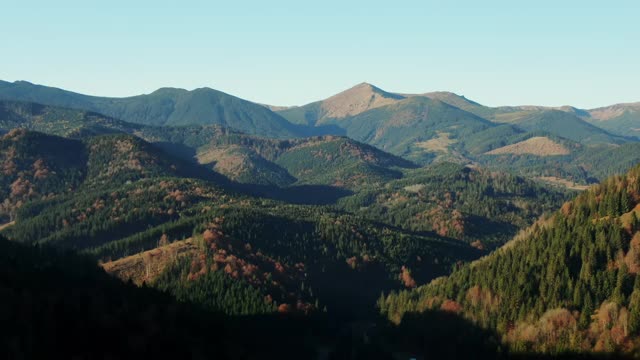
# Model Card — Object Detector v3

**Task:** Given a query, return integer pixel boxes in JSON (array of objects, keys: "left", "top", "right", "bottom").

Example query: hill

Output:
[
  {"left": 0, "top": 129, "right": 86, "bottom": 222},
  {"left": 485, "top": 136, "right": 570, "bottom": 156},
  {"left": 196, "top": 130, "right": 416, "bottom": 188},
  {"left": 338, "top": 162, "right": 570, "bottom": 249},
  {"left": 584, "top": 102, "right": 640, "bottom": 138},
  {"left": 197, "top": 144, "right": 296, "bottom": 187},
  {"left": 278, "top": 82, "right": 405, "bottom": 126},
  {"left": 0, "top": 80, "right": 301, "bottom": 138},
  {"left": 381, "top": 163, "right": 640, "bottom": 355},
  {"left": 0, "top": 128, "right": 227, "bottom": 223}
]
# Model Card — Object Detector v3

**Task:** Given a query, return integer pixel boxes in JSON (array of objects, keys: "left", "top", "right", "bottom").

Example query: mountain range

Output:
[
  {"left": 2, "top": 79, "right": 640, "bottom": 358},
  {"left": 1, "top": 80, "right": 639, "bottom": 186}
]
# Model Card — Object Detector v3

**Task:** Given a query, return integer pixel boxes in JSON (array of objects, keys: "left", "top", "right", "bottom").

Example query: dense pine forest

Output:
[{"left": 381, "top": 164, "right": 640, "bottom": 356}]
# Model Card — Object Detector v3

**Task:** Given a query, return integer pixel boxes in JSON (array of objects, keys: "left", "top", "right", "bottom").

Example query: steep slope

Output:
[
  {"left": 0, "top": 129, "right": 87, "bottom": 222},
  {"left": 381, "top": 163, "right": 640, "bottom": 355},
  {"left": 585, "top": 102, "right": 640, "bottom": 138},
  {"left": 277, "top": 82, "right": 405, "bottom": 126},
  {"left": 0, "top": 80, "right": 300, "bottom": 138}
]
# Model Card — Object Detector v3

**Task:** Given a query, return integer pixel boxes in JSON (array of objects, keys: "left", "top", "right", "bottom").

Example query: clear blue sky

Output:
[{"left": 2, "top": 0, "right": 638, "bottom": 108}]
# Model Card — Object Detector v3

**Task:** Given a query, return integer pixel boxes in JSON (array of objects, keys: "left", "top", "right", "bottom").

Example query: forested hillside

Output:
[
  {"left": 0, "top": 81, "right": 301, "bottom": 137},
  {"left": 0, "top": 128, "right": 483, "bottom": 321},
  {"left": 0, "top": 235, "right": 343, "bottom": 359},
  {"left": 0, "top": 129, "right": 86, "bottom": 222},
  {"left": 338, "top": 163, "right": 569, "bottom": 249},
  {"left": 198, "top": 131, "right": 416, "bottom": 188},
  {"left": 381, "top": 164, "right": 640, "bottom": 355}
]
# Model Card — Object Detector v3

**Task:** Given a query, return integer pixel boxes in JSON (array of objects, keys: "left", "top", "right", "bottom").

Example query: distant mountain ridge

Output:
[
  {"left": 3, "top": 79, "right": 638, "bottom": 141},
  {"left": 1, "top": 80, "right": 639, "bottom": 186},
  {"left": 0, "top": 80, "right": 301, "bottom": 138},
  {"left": 272, "top": 83, "right": 639, "bottom": 184},
  {"left": 276, "top": 83, "right": 639, "bottom": 138}
]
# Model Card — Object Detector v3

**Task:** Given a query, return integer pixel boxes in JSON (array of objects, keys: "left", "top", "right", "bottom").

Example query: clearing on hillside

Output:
[
  {"left": 485, "top": 136, "right": 570, "bottom": 156},
  {"left": 101, "top": 238, "right": 199, "bottom": 285}
]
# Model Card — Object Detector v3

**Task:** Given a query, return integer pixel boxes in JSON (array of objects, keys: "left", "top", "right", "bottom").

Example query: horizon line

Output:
[{"left": 2, "top": 78, "right": 638, "bottom": 111}]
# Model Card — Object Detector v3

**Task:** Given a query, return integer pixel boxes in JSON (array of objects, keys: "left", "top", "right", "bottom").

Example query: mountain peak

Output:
[
  {"left": 344, "top": 82, "right": 399, "bottom": 96},
  {"left": 351, "top": 81, "right": 378, "bottom": 90},
  {"left": 319, "top": 82, "right": 405, "bottom": 120}
]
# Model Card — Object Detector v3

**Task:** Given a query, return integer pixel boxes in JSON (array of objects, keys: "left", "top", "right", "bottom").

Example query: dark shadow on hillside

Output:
[
  {"left": 465, "top": 214, "right": 519, "bottom": 249},
  {"left": 307, "top": 261, "right": 399, "bottom": 322},
  {"left": 374, "top": 310, "right": 636, "bottom": 360},
  {"left": 378, "top": 310, "right": 504, "bottom": 359},
  {"left": 154, "top": 140, "right": 197, "bottom": 160},
  {"left": 145, "top": 141, "right": 354, "bottom": 205},
  {"left": 291, "top": 123, "right": 346, "bottom": 137},
  {"left": 4, "top": 237, "right": 636, "bottom": 359}
]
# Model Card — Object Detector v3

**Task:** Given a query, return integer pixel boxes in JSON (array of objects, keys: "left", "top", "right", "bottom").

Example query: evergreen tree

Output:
[{"left": 629, "top": 276, "right": 640, "bottom": 334}]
